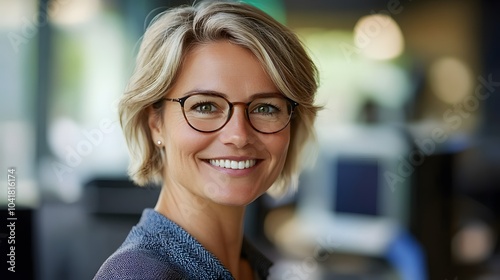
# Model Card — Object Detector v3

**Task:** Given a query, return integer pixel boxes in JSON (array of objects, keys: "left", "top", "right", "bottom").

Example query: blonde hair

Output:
[{"left": 119, "top": 0, "right": 319, "bottom": 197}]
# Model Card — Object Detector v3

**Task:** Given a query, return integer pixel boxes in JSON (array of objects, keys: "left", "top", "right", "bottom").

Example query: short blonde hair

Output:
[{"left": 119, "top": 0, "right": 319, "bottom": 197}]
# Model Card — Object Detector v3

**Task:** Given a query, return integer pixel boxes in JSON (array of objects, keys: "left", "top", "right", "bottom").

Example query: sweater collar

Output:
[{"left": 134, "top": 209, "right": 272, "bottom": 279}]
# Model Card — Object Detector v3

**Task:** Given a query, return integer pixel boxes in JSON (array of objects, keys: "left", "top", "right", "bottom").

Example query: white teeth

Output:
[{"left": 209, "top": 159, "right": 257, "bottom": 170}]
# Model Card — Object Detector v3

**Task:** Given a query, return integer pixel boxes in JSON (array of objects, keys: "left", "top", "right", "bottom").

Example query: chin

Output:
[{"left": 206, "top": 186, "right": 266, "bottom": 207}]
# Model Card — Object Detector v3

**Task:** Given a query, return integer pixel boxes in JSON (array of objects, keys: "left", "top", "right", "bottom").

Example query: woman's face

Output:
[{"left": 150, "top": 41, "right": 290, "bottom": 206}]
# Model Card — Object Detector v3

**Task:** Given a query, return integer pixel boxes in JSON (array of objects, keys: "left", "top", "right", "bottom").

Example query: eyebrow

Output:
[{"left": 181, "top": 89, "right": 284, "bottom": 100}]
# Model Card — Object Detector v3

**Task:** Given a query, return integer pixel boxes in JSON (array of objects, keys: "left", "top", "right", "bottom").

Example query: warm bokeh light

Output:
[
  {"left": 354, "top": 14, "right": 405, "bottom": 60},
  {"left": 48, "top": 0, "right": 101, "bottom": 26},
  {"left": 428, "top": 56, "right": 473, "bottom": 104},
  {"left": 452, "top": 221, "right": 496, "bottom": 264}
]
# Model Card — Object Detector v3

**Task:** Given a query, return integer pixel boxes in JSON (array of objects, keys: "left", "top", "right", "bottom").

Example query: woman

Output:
[{"left": 94, "top": 1, "right": 319, "bottom": 279}]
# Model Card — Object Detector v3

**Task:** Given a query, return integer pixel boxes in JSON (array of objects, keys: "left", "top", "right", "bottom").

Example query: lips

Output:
[{"left": 208, "top": 159, "right": 257, "bottom": 170}]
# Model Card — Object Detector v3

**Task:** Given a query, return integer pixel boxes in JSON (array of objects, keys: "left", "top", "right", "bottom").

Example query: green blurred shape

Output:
[{"left": 241, "top": 0, "right": 286, "bottom": 24}]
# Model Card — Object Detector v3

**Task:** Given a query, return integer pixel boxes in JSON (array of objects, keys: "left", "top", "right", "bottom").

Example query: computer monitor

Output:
[
  {"left": 334, "top": 157, "right": 380, "bottom": 216},
  {"left": 296, "top": 124, "right": 411, "bottom": 256}
]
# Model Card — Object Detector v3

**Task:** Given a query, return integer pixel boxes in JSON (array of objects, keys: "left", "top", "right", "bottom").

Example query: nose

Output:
[{"left": 218, "top": 105, "right": 254, "bottom": 148}]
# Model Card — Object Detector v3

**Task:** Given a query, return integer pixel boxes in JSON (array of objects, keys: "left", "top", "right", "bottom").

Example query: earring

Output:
[{"left": 157, "top": 140, "right": 162, "bottom": 145}]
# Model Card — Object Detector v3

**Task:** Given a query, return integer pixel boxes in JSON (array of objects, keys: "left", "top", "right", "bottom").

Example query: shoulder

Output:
[
  {"left": 93, "top": 246, "right": 187, "bottom": 280},
  {"left": 93, "top": 209, "right": 194, "bottom": 279},
  {"left": 94, "top": 209, "right": 237, "bottom": 279}
]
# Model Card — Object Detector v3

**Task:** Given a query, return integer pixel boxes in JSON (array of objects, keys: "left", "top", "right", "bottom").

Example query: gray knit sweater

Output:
[{"left": 94, "top": 209, "right": 272, "bottom": 279}]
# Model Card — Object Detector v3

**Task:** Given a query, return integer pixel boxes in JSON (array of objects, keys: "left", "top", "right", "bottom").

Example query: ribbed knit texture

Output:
[{"left": 94, "top": 209, "right": 272, "bottom": 279}]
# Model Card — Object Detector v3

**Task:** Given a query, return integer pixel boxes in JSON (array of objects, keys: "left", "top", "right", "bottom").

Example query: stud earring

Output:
[{"left": 157, "top": 140, "right": 162, "bottom": 145}]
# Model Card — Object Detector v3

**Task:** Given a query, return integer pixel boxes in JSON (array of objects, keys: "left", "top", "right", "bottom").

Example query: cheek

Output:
[
  {"left": 166, "top": 130, "right": 203, "bottom": 156},
  {"left": 162, "top": 111, "right": 202, "bottom": 162},
  {"left": 263, "top": 130, "right": 290, "bottom": 164},
  {"left": 165, "top": 109, "right": 187, "bottom": 130},
  {"left": 164, "top": 108, "right": 194, "bottom": 139}
]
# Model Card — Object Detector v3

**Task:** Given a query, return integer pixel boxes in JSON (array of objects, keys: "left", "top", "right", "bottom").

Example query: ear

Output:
[{"left": 148, "top": 106, "right": 163, "bottom": 142}]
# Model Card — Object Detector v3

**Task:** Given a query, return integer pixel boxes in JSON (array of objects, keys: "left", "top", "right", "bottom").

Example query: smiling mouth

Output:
[{"left": 208, "top": 159, "right": 257, "bottom": 170}]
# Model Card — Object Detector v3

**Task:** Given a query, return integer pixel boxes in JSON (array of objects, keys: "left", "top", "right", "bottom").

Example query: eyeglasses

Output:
[{"left": 163, "top": 93, "right": 298, "bottom": 134}]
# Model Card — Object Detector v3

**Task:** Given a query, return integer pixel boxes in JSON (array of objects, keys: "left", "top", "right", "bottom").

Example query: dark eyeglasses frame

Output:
[{"left": 163, "top": 93, "right": 299, "bottom": 134}]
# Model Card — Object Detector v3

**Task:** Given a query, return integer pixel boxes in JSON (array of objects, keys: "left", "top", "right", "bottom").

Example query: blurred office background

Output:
[{"left": 0, "top": 0, "right": 499, "bottom": 279}]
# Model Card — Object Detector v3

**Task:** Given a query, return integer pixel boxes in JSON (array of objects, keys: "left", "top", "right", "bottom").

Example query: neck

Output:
[{"left": 154, "top": 186, "right": 249, "bottom": 278}]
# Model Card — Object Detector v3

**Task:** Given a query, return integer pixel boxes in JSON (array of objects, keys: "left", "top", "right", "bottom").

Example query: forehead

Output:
[{"left": 168, "top": 40, "right": 278, "bottom": 99}]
